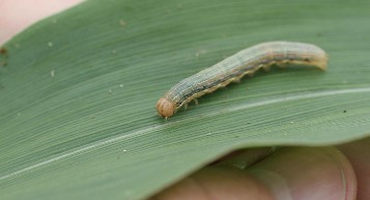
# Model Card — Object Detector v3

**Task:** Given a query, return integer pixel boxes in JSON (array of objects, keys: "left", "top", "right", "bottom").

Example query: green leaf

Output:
[{"left": 1, "top": 0, "right": 370, "bottom": 199}]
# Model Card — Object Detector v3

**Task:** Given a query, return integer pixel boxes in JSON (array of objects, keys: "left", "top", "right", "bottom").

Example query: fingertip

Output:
[
  {"left": 246, "top": 147, "right": 357, "bottom": 200},
  {"left": 338, "top": 138, "right": 370, "bottom": 200},
  {"left": 0, "top": 0, "right": 83, "bottom": 44},
  {"left": 151, "top": 166, "right": 274, "bottom": 200}
]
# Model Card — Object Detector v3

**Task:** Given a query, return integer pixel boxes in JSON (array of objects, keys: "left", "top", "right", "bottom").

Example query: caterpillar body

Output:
[{"left": 156, "top": 41, "right": 328, "bottom": 118}]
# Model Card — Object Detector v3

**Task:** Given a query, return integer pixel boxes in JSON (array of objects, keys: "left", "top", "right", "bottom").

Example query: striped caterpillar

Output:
[{"left": 156, "top": 41, "right": 328, "bottom": 118}]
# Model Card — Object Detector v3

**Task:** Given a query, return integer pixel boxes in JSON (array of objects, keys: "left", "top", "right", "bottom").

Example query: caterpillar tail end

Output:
[
  {"left": 316, "top": 54, "right": 329, "bottom": 71},
  {"left": 156, "top": 98, "right": 176, "bottom": 118},
  {"left": 313, "top": 52, "right": 329, "bottom": 71}
]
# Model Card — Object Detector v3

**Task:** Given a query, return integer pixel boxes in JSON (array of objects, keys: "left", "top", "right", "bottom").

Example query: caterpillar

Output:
[{"left": 156, "top": 41, "right": 328, "bottom": 118}]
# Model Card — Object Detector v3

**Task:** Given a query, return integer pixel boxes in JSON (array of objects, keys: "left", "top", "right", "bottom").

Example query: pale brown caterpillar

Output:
[{"left": 156, "top": 41, "right": 328, "bottom": 118}]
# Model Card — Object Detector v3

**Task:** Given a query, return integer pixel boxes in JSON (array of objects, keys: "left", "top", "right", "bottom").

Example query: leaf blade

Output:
[{"left": 1, "top": 0, "right": 370, "bottom": 199}]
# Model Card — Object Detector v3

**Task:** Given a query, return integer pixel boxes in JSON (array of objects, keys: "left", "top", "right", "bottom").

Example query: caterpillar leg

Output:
[
  {"left": 262, "top": 65, "right": 271, "bottom": 72},
  {"left": 247, "top": 72, "right": 254, "bottom": 77},
  {"left": 194, "top": 99, "right": 199, "bottom": 105},
  {"left": 184, "top": 103, "right": 188, "bottom": 110},
  {"left": 276, "top": 61, "right": 289, "bottom": 68},
  {"left": 232, "top": 77, "right": 241, "bottom": 83}
]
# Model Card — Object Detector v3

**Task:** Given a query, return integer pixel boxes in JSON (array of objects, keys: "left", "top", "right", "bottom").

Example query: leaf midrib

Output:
[{"left": 1, "top": 86, "right": 369, "bottom": 182}]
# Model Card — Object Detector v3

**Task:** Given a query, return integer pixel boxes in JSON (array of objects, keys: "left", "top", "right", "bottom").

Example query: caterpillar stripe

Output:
[{"left": 156, "top": 41, "right": 328, "bottom": 118}]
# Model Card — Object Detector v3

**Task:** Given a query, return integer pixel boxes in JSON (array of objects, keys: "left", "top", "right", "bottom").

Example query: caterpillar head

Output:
[{"left": 156, "top": 98, "right": 176, "bottom": 118}]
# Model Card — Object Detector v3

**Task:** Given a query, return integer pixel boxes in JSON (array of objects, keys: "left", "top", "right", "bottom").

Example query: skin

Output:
[
  {"left": 151, "top": 146, "right": 360, "bottom": 200},
  {"left": 2, "top": 1, "right": 369, "bottom": 199}
]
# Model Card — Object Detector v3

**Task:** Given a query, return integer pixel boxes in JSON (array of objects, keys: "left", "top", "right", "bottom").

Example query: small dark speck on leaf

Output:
[
  {"left": 0, "top": 47, "right": 7, "bottom": 55},
  {"left": 343, "top": 110, "right": 347, "bottom": 113},
  {"left": 0, "top": 47, "right": 8, "bottom": 67}
]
